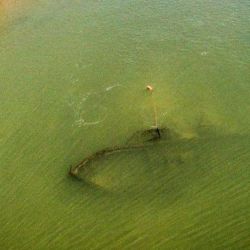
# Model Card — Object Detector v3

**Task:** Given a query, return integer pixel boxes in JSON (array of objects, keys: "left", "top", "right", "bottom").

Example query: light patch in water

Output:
[
  {"left": 201, "top": 51, "right": 208, "bottom": 56},
  {"left": 74, "top": 116, "right": 106, "bottom": 127},
  {"left": 67, "top": 84, "right": 124, "bottom": 127},
  {"left": 105, "top": 84, "right": 122, "bottom": 91}
]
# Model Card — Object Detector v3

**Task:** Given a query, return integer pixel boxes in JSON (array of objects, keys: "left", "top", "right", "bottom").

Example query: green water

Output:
[{"left": 1, "top": 1, "right": 249, "bottom": 249}]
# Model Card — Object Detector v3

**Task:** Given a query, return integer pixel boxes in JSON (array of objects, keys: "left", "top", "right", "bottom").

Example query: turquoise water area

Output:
[{"left": 0, "top": 1, "right": 249, "bottom": 249}]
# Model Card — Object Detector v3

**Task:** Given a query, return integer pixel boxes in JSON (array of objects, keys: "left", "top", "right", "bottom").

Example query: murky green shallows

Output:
[{"left": 0, "top": 1, "right": 249, "bottom": 249}]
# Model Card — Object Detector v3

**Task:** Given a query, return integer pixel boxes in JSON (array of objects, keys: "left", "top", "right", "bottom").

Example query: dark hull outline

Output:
[{"left": 69, "top": 127, "right": 168, "bottom": 178}]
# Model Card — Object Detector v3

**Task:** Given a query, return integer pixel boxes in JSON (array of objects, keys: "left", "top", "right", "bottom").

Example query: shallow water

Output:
[{"left": 0, "top": 1, "right": 250, "bottom": 249}]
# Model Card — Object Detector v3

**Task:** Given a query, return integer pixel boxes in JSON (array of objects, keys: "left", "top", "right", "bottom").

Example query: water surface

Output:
[{"left": 0, "top": 1, "right": 249, "bottom": 249}]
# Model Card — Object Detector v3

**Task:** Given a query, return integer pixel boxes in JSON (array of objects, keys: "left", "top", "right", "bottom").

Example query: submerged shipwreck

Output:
[
  {"left": 69, "top": 85, "right": 181, "bottom": 181},
  {"left": 69, "top": 127, "right": 176, "bottom": 178}
]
